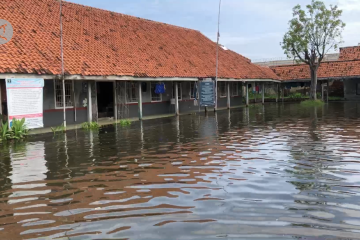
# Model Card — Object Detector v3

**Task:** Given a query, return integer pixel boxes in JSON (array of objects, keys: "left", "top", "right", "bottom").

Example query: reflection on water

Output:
[{"left": 1, "top": 102, "right": 360, "bottom": 239}]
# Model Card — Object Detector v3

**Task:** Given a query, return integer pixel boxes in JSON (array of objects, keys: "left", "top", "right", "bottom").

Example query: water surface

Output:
[{"left": 1, "top": 102, "right": 360, "bottom": 239}]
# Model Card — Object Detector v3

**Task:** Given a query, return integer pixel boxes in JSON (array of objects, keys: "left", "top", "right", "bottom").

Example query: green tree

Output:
[{"left": 281, "top": 0, "right": 345, "bottom": 100}]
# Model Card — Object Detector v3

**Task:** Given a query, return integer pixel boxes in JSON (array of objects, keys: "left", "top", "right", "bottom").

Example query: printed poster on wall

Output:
[
  {"left": 6, "top": 78, "right": 44, "bottom": 129},
  {"left": 199, "top": 80, "right": 215, "bottom": 107}
]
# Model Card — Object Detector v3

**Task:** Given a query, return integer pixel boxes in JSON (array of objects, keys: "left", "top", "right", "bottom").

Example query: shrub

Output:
[
  {"left": 82, "top": 121, "right": 100, "bottom": 130},
  {"left": 300, "top": 100, "right": 325, "bottom": 107},
  {"left": 288, "top": 93, "right": 304, "bottom": 99},
  {"left": 0, "top": 118, "right": 28, "bottom": 141},
  {"left": 0, "top": 121, "right": 12, "bottom": 141},
  {"left": 117, "top": 119, "right": 132, "bottom": 126},
  {"left": 51, "top": 123, "right": 66, "bottom": 135}
]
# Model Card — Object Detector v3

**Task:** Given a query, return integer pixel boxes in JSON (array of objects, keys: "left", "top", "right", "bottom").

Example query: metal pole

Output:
[
  {"left": 276, "top": 83, "right": 279, "bottom": 103},
  {"left": 262, "top": 82, "right": 265, "bottom": 105},
  {"left": 282, "top": 85, "right": 285, "bottom": 102},
  {"left": 322, "top": 84, "right": 324, "bottom": 101},
  {"left": 175, "top": 82, "right": 179, "bottom": 116},
  {"left": 214, "top": 0, "right": 222, "bottom": 112},
  {"left": 327, "top": 80, "right": 329, "bottom": 103},
  {"left": 60, "top": 0, "right": 66, "bottom": 127},
  {"left": 138, "top": 82, "right": 143, "bottom": 120}
]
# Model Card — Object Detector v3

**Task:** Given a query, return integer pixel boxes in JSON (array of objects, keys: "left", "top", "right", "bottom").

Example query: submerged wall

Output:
[
  {"left": 344, "top": 78, "right": 360, "bottom": 101},
  {"left": 41, "top": 80, "right": 244, "bottom": 127}
]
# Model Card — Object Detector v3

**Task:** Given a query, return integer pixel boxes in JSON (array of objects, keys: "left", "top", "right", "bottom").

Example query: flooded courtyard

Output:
[{"left": 1, "top": 102, "right": 360, "bottom": 240}]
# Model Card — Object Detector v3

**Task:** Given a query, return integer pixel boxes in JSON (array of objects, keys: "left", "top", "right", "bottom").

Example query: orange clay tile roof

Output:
[
  {"left": 0, "top": 0, "right": 278, "bottom": 80},
  {"left": 338, "top": 46, "right": 360, "bottom": 61},
  {"left": 271, "top": 46, "right": 360, "bottom": 81}
]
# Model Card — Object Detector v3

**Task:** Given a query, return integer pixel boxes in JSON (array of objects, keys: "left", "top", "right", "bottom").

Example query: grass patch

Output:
[
  {"left": 51, "top": 123, "right": 66, "bottom": 135},
  {"left": 329, "top": 96, "right": 343, "bottom": 101},
  {"left": 82, "top": 121, "right": 100, "bottom": 130},
  {"left": 116, "top": 119, "right": 132, "bottom": 127},
  {"left": 300, "top": 100, "right": 325, "bottom": 107},
  {"left": 0, "top": 118, "right": 29, "bottom": 141}
]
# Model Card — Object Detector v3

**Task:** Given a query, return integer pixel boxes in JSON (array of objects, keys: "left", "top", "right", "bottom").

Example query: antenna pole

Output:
[
  {"left": 214, "top": 0, "right": 221, "bottom": 112},
  {"left": 60, "top": 0, "right": 66, "bottom": 127}
]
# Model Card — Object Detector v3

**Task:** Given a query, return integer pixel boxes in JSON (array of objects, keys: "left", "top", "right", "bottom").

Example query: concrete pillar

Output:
[
  {"left": 138, "top": 82, "right": 143, "bottom": 120},
  {"left": 0, "top": 80, "right": 2, "bottom": 115},
  {"left": 175, "top": 82, "right": 179, "bottom": 116},
  {"left": 214, "top": 80, "right": 217, "bottom": 112},
  {"left": 276, "top": 83, "right": 279, "bottom": 103},
  {"left": 62, "top": 79, "right": 67, "bottom": 127},
  {"left": 327, "top": 80, "right": 329, "bottom": 103},
  {"left": 322, "top": 84, "right": 325, "bottom": 101},
  {"left": 246, "top": 82, "right": 249, "bottom": 107},
  {"left": 87, "top": 81, "right": 92, "bottom": 123},
  {"left": 262, "top": 82, "right": 265, "bottom": 105},
  {"left": 282, "top": 85, "right": 285, "bottom": 102},
  {"left": 113, "top": 81, "right": 118, "bottom": 121},
  {"left": 253, "top": 82, "right": 256, "bottom": 103},
  {"left": 227, "top": 82, "right": 231, "bottom": 109}
]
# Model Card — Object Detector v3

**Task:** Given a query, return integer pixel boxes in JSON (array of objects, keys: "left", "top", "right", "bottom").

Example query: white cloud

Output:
[{"left": 338, "top": 0, "right": 360, "bottom": 11}]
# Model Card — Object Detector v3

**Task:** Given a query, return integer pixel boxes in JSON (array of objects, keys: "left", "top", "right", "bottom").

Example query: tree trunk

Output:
[{"left": 310, "top": 67, "right": 318, "bottom": 100}]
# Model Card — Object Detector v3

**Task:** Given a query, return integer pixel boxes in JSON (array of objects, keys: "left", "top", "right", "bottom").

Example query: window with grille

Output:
[
  {"left": 151, "top": 82, "right": 162, "bottom": 102},
  {"left": 219, "top": 82, "right": 227, "bottom": 97},
  {"left": 54, "top": 80, "right": 73, "bottom": 108},
  {"left": 126, "top": 82, "right": 138, "bottom": 103},
  {"left": 231, "top": 82, "right": 239, "bottom": 96},
  {"left": 172, "top": 83, "right": 182, "bottom": 100}
]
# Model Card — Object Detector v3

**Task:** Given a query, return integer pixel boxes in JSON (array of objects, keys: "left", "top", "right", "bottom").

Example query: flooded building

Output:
[
  {"left": 0, "top": 0, "right": 280, "bottom": 128},
  {"left": 270, "top": 45, "right": 360, "bottom": 100}
]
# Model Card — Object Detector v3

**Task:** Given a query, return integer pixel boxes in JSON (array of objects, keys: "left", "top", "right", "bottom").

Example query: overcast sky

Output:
[{"left": 70, "top": 0, "right": 360, "bottom": 61}]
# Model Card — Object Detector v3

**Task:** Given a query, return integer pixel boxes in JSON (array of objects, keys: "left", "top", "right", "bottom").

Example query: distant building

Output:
[{"left": 267, "top": 45, "right": 360, "bottom": 101}]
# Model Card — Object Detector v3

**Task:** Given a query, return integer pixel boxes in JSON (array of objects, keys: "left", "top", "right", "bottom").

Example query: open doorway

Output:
[{"left": 97, "top": 82, "right": 114, "bottom": 119}]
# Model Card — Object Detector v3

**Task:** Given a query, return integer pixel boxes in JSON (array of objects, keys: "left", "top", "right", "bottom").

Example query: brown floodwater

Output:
[{"left": 1, "top": 102, "right": 360, "bottom": 240}]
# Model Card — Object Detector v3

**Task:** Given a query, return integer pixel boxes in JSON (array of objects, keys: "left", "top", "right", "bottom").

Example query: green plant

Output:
[
  {"left": 300, "top": 99, "right": 325, "bottom": 107},
  {"left": 82, "top": 121, "right": 100, "bottom": 130},
  {"left": 117, "top": 119, "right": 132, "bottom": 126},
  {"left": 288, "top": 93, "right": 304, "bottom": 99},
  {"left": 51, "top": 123, "right": 66, "bottom": 135},
  {"left": 281, "top": 0, "right": 345, "bottom": 100},
  {"left": 11, "top": 118, "right": 29, "bottom": 140},
  {"left": 0, "top": 121, "right": 11, "bottom": 141},
  {"left": 0, "top": 118, "right": 28, "bottom": 141}
]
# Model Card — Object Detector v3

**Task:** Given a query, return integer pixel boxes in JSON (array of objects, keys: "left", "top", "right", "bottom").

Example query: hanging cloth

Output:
[{"left": 155, "top": 83, "right": 166, "bottom": 94}]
